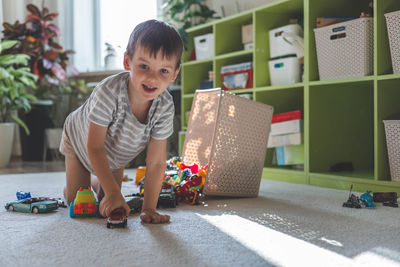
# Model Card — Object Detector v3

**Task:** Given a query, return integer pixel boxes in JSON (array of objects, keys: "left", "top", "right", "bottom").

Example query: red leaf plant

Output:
[{"left": 2, "top": 2, "right": 79, "bottom": 98}]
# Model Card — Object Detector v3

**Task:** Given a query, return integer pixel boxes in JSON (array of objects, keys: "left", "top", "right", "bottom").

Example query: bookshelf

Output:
[{"left": 180, "top": 0, "right": 400, "bottom": 193}]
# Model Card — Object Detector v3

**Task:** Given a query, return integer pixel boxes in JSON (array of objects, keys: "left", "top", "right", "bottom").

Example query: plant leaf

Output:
[
  {"left": 27, "top": 4, "right": 41, "bottom": 16},
  {"left": 51, "top": 63, "right": 66, "bottom": 80},
  {"left": 43, "top": 13, "right": 58, "bottom": 21},
  {"left": 11, "top": 114, "right": 30, "bottom": 135},
  {"left": 47, "top": 23, "right": 61, "bottom": 37},
  {"left": 0, "top": 40, "right": 18, "bottom": 52}
]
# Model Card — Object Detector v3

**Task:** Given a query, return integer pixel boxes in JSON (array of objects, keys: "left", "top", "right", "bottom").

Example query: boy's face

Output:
[{"left": 123, "top": 45, "right": 181, "bottom": 102}]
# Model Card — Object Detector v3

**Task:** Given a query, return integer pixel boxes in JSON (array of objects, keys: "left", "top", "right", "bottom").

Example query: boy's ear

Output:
[
  {"left": 123, "top": 52, "right": 131, "bottom": 70},
  {"left": 172, "top": 65, "right": 181, "bottom": 81}
]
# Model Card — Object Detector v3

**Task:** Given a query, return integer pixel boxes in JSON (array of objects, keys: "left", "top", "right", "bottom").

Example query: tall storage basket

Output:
[
  {"left": 383, "top": 120, "right": 400, "bottom": 181},
  {"left": 385, "top": 10, "right": 400, "bottom": 74},
  {"left": 314, "top": 18, "right": 373, "bottom": 80},
  {"left": 181, "top": 88, "right": 274, "bottom": 197}
]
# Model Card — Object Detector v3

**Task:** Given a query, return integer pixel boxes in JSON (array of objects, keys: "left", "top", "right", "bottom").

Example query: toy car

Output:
[
  {"left": 70, "top": 187, "right": 99, "bottom": 218},
  {"left": 157, "top": 192, "right": 178, "bottom": 208},
  {"left": 16, "top": 191, "right": 32, "bottom": 200},
  {"left": 107, "top": 208, "right": 127, "bottom": 228},
  {"left": 125, "top": 196, "right": 143, "bottom": 213},
  {"left": 5, "top": 198, "right": 59, "bottom": 213},
  {"left": 39, "top": 197, "right": 67, "bottom": 208},
  {"left": 342, "top": 185, "right": 361, "bottom": 209}
]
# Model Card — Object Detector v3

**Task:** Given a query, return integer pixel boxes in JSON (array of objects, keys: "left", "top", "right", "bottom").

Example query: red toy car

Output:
[{"left": 106, "top": 208, "right": 127, "bottom": 228}]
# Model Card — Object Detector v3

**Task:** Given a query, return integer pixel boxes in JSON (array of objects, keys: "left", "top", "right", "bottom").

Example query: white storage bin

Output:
[
  {"left": 194, "top": 33, "right": 214, "bottom": 60},
  {"left": 314, "top": 18, "right": 373, "bottom": 80},
  {"left": 269, "top": 56, "right": 301, "bottom": 86},
  {"left": 385, "top": 10, "right": 400, "bottom": 74},
  {"left": 269, "top": 24, "right": 303, "bottom": 58},
  {"left": 384, "top": 120, "right": 400, "bottom": 181}
]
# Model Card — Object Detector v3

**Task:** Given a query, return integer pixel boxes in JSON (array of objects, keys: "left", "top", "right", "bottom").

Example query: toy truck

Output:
[{"left": 70, "top": 187, "right": 99, "bottom": 218}]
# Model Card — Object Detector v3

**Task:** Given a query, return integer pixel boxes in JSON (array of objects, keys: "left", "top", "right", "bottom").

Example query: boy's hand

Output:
[
  {"left": 99, "top": 191, "right": 130, "bottom": 217},
  {"left": 140, "top": 208, "right": 170, "bottom": 224}
]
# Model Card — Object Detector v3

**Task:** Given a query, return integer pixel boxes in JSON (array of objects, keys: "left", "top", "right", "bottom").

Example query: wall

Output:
[{"left": 206, "top": 0, "right": 279, "bottom": 18}]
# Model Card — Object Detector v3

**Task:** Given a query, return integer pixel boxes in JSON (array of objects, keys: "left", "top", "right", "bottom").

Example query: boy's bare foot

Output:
[{"left": 140, "top": 208, "right": 170, "bottom": 224}]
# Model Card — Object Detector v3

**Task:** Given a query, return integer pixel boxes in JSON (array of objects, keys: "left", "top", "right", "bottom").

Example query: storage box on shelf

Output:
[
  {"left": 314, "top": 17, "right": 373, "bottom": 81},
  {"left": 269, "top": 24, "right": 303, "bottom": 58},
  {"left": 384, "top": 10, "right": 400, "bottom": 74},
  {"left": 180, "top": 0, "right": 400, "bottom": 195},
  {"left": 384, "top": 120, "right": 400, "bottom": 181},
  {"left": 268, "top": 23, "right": 304, "bottom": 86},
  {"left": 269, "top": 110, "right": 304, "bottom": 167},
  {"left": 241, "top": 24, "right": 253, "bottom": 49},
  {"left": 221, "top": 62, "right": 253, "bottom": 90},
  {"left": 269, "top": 56, "right": 301, "bottom": 85},
  {"left": 194, "top": 33, "right": 214, "bottom": 60}
]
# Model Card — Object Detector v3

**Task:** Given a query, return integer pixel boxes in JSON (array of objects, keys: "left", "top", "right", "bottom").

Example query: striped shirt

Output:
[{"left": 63, "top": 71, "right": 174, "bottom": 174}]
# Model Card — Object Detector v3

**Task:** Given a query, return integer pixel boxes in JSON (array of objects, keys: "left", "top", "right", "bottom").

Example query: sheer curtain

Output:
[{"left": 1, "top": 0, "right": 98, "bottom": 72}]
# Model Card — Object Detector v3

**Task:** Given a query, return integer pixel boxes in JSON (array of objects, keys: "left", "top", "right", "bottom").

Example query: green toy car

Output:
[{"left": 5, "top": 198, "right": 59, "bottom": 213}]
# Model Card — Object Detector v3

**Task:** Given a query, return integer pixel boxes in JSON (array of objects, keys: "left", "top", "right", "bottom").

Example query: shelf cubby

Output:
[
  {"left": 375, "top": 0, "right": 400, "bottom": 75},
  {"left": 215, "top": 12, "right": 253, "bottom": 56},
  {"left": 181, "top": 95, "right": 194, "bottom": 130},
  {"left": 309, "top": 81, "right": 374, "bottom": 178},
  {"left": 307, "top": 0, "right": 372, "bottom": 82},
  {"left": 184, "top": 25, "right": 213, "bottom": 63},
  {"left": 214, "top": 53, "right": 253, "bottom": 90},
  {"left": 376, "top": 78, "right": 400, "bottom": 181},
  {"left": 255, "top": 87, "right": 304, "bottom": 170},
  {"left": 181, "top": 60, "right": 213, "bottom": 95},
  {"left": 254, "top": 0, "right": 303, "bottom": 87}
]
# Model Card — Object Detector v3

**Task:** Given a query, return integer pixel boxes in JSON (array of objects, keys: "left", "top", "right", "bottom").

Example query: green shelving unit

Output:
[{"left": 180, "top": 0, "right": 400, "bottom": 193}]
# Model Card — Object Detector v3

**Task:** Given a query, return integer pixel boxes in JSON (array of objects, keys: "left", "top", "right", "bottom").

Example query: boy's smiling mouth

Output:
[{"left": 142, "top": 83, "right": 157, "bottom": 93}]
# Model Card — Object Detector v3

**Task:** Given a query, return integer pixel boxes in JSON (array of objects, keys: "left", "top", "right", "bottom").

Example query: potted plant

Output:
[
  {"left": 0, "top": 40, "right": 37, "bottom": 167},
  {"left": 161, "top": 0, "right": 220, "bottom": 47},
  {"left": 2, "top": 2, "right": 78, "bottom": 161}
]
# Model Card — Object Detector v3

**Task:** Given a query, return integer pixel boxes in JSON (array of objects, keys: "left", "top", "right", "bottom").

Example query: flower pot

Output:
[
  {"left": 0, "top": 123, "right": 15, "bottom": 167},
  {"left": 19, "top": 100, "right": 53, "bottom": 161}
]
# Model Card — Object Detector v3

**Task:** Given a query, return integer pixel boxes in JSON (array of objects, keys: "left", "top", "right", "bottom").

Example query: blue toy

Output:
[
  {"left": 16, "top": 191, "right": 32, "bottom": 200},
  {"left": 360, "top": 190, "right": 376, "bottom": 208}
]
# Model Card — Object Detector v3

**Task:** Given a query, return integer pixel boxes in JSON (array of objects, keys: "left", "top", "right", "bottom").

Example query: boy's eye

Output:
[
  {"left": 139, "top": 64, "right": 148, "bottom": 70},
  {"left": 161, "top": 69, "right": 169, "bottom": 74}
]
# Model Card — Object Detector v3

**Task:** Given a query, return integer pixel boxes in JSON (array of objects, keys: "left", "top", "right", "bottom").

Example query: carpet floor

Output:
[{"left": 1, "top": 170, "right": 400, "bottom": 267}]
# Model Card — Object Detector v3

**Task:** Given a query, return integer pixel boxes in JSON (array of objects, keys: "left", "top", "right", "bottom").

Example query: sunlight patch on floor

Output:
[{"left": 196, "top": 213, "right": 400, "bottom": 267}]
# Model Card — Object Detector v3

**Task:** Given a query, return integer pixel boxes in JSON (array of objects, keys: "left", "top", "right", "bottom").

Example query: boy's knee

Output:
[{"left": 63, "top": 187, "right": 76, "bottom": 205}]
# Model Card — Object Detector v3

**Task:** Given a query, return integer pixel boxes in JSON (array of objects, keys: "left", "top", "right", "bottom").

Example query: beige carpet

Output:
[{"left": 1, "top": 170, "right": 400, "bottom": 267}]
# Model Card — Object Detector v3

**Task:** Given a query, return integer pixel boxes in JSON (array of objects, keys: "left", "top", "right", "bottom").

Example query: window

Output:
[
  {"left": 71, "top": 0, "right": 158, "bottom": 73},
  {"left": 100, "top": 0, "right": 157, "bottom": 70}
]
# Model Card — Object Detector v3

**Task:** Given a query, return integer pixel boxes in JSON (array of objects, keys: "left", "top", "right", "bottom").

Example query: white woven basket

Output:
[
  {"left": 383, "top": 120, "right": 400, "bottom": 181},
  {"left": 181, "top": 88, "right": 274, "bottom": 197},
  {"left": 314, "top": 18, "right": 373, "bottom": 80},
  {"left": 385, "top": 10, "right": 400, "bottom": 74}
]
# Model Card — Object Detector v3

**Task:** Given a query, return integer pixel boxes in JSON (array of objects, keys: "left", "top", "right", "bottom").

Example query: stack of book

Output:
[{"left": 268, "top": 110, "right": 304, "bottom": 166}]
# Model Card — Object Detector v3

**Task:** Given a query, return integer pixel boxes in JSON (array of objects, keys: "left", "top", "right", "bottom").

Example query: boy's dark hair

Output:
[{"left": 126, "top": 20, "right": 183, "bottom": 69}]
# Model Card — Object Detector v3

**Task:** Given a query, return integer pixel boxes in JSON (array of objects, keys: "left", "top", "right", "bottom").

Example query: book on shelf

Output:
[
  {"left": 272, "top": 110, "right": 303, "bottom": 123},
  {"left": 275, "top": 144, "right": 304, "bottom": 166},
  {"left": 268, "top": 132, "right": 303, "bottom": 148},
  {"left": 270, "top": 119, "right": 303, "bottom": 136}
]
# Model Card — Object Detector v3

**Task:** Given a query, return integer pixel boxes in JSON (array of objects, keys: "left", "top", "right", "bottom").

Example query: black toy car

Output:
[
  {"left": 157, "top": 192, "right": 178, "bottom": 208},
  {"left": 342, "top": 185, "right": 362, "bottom": 209}
]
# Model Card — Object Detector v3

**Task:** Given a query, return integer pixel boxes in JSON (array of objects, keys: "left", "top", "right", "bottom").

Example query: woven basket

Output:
[
  {"left": 384, "top": 120, "right": 400, "bottom": 181},
  {"left": 385, "top": 10, "right": 400, "bottom": 74},
  {"left": 181, "top": 89, "right": 273, "bottom": 197},
  {"left": 314, "top": 18, "right": 373, "bottom": 80}
]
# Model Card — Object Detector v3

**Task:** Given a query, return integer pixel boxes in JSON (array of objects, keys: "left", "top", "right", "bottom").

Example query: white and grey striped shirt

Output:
[{"left": 63, "top": 71, "right": 174, "bottom": 174}]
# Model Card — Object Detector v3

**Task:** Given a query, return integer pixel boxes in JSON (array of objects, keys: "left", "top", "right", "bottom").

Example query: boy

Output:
[{"left": 60, "top": 20, "right": 183, "bottom": 224}]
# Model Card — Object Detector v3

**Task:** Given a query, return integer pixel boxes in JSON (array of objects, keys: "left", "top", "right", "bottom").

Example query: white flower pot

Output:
[{"left": 0, "top": 123, "right": 15, "bottom": 167}]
